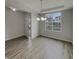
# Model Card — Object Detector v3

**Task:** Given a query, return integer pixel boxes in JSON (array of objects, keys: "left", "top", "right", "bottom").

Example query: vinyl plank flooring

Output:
[{"left": 5, "top": 36, "right": 73, "bottom": 59}]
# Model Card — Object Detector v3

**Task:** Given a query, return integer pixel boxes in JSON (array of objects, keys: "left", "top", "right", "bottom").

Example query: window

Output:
[{"left": 45, "top": 12, "right": 62, "bottom": 32}]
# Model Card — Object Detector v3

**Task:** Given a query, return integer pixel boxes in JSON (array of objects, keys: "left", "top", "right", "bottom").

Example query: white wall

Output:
[
  {"left": 39, "top": 9, "right": 73, "bottom": 42},
  {"left": 5, "top": 8, "right": 25, "bottom": 41},
  {"left": 25, "top": 12, "right": 39, "bottom": 39},
  {"left": 31, "top": 12, "right": 39, "bottom": 39}
]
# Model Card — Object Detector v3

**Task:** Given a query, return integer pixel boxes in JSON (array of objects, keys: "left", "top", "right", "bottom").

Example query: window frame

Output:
[{"left": 45, "top": 12, "right": 62, "bottom": 32}]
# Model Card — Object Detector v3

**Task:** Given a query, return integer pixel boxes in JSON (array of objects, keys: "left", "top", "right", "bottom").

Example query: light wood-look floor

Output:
[{"left": 5, "top": 36, "right": 73, "bottom": 59}]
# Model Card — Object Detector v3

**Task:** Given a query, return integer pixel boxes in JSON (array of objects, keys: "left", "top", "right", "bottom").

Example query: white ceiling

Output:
[{"left": 5, "top": 0, "right": 73, "bottom": 13}]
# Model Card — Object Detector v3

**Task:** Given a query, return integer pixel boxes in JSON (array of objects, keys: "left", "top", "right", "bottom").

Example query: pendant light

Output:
[{"left": 36, "top": 0, "right": 47, "bottom": 21}]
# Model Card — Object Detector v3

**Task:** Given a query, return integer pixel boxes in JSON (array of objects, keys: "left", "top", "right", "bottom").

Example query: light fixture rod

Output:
[{"left": 40, "top": 0, "right": 43, "bottom": 11}]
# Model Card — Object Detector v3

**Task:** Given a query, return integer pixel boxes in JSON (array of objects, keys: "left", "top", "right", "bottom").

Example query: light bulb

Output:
[
  {"left": 36, "top": 17, "right": 40, "bottom": 21},
  {"left": 44, "top": 17, "right": 47, "bottom": 20},
  {"left": 10, "top": 7, "right": 16, "bottom": 11},
  {"left": 12, "top": 8, "right": 16, "bottom": 11},
  {"left": 41, "top": 17, "right": 47, "bottom": 21},
  {"left": 41, "top": 17, "right": 45, "bottom": 21}
]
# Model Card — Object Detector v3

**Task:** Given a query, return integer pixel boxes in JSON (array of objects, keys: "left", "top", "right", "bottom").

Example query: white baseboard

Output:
[{"left": 5, "top": 34, "right": 25, "bottom": 41}]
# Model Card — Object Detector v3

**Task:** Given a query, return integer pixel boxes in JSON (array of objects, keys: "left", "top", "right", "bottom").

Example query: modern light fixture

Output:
[
  {"left": 12, "top": 8, "right": 16, "bottom": 11},
  {"left": 36, "top": 0, "right": 47, "bottom": 21},
  {"left": 10, "top": 7, "right": 16, "bottom": 11}
]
